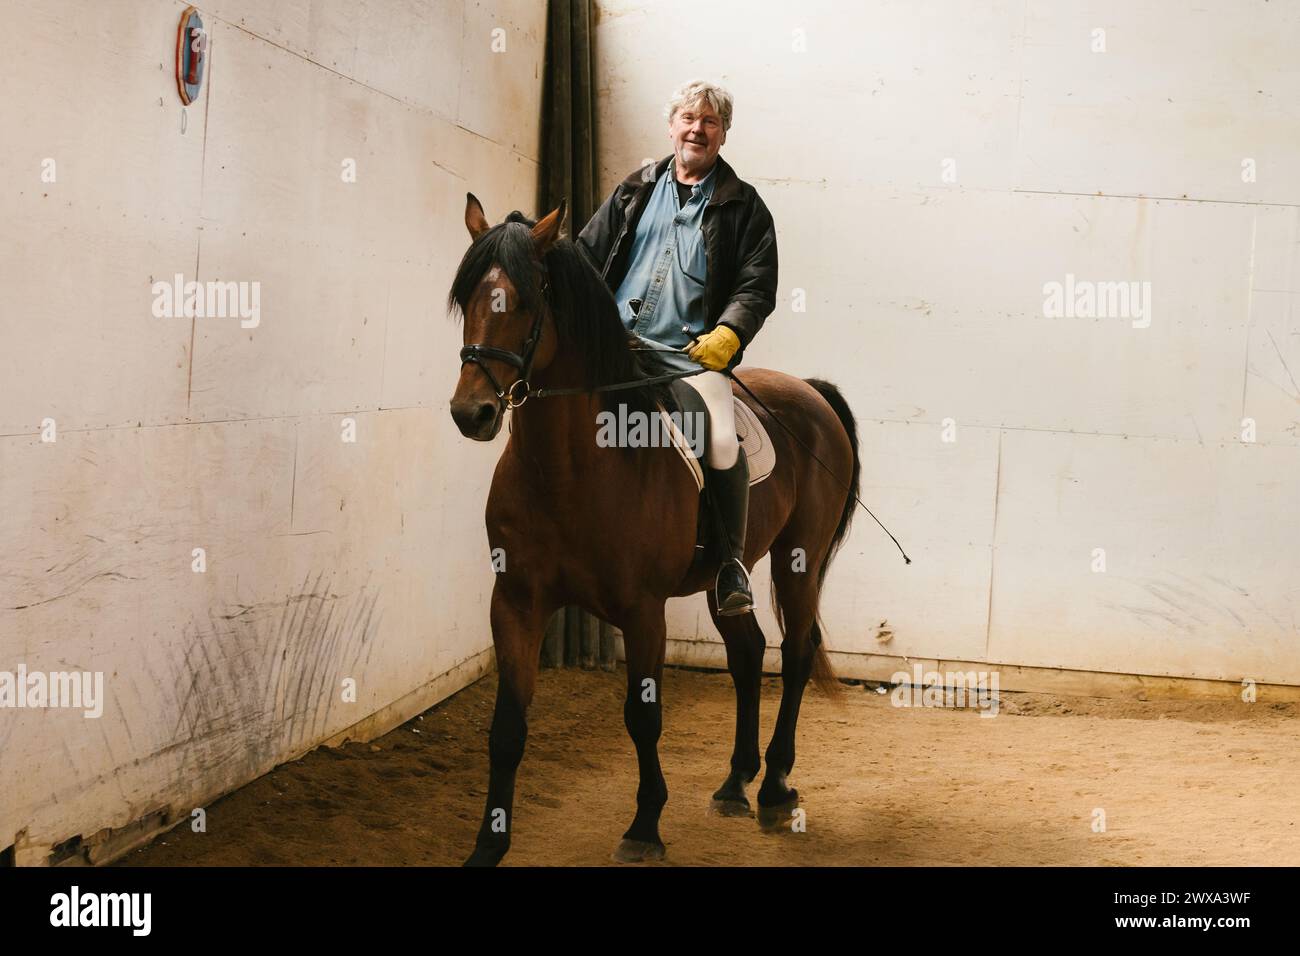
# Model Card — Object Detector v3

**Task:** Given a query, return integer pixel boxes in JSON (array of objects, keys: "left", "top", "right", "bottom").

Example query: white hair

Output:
[{"left": 664, "top": 79, "right": 734, "bottom": 132}]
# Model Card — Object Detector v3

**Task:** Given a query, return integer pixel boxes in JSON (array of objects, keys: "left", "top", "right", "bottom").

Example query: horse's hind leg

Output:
[
  {"left": 463, "top": 583, "right": 549, "bottom": 867},
  {"left": 611, "top": 604, "right": 669, "bottom": 863},
  {"left": 756, "top": 551, "right": 822, "bottom": 831},
  {"left": 706, "top": 589, "right": 764, "bottom": 817}
]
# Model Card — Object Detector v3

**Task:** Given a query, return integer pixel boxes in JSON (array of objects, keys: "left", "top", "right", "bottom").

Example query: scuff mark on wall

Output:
[
  {"left": 1105, "top": 571, "right": 1263, "bottom": 636},
  {"left": 164, "top": 576, "right": 383, "bottom": 787}
]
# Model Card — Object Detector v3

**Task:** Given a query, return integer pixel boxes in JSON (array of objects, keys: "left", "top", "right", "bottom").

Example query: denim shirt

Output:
[{"left": 614, "top": 159, "right": 717, "bottom": 358}]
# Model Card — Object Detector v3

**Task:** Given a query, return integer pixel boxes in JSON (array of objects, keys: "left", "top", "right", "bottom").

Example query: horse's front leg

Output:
[
  {"left": 611, "top": 604, "right": 669, "bottom": 863},
  {"left": 463, "top": 581, "right": 550, "bottom": 867},
  {"left": 706, "top": 589, "right": 764, "bottom": 817}
]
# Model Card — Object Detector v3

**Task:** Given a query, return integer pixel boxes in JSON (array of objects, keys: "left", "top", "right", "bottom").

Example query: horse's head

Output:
[{"left": 447, "top": 193, "right": 567, "bottom": 440}]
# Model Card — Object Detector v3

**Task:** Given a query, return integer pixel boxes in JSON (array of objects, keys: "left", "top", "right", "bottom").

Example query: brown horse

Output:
[{"left": 447, "top": 193, "right": 859, "bottom": 866}]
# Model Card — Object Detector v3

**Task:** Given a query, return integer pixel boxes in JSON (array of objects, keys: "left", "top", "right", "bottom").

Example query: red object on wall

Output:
[{"left": 175, "top": 6, "right": 206, "bottom": 106}]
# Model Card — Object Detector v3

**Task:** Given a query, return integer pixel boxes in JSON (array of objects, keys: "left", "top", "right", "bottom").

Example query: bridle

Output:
[{"left": 457, "top": 272, "right": 550, "bottom": 411}]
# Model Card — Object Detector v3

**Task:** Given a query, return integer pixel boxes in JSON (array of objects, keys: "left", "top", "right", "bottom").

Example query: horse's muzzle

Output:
[{"left": 450, "top": 397, "right": 503, "bottom": 441}]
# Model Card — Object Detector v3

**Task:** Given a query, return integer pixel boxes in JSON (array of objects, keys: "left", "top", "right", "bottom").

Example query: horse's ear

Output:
[
  {"left": 465, "top": 192, "right": 490, "bottom": 240},
  {"left": 531, "top": 198, "right": 567, "bottom": 255}
]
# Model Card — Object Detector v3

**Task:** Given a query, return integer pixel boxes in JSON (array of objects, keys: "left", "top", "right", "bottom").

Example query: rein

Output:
[{"left": 531, "top": 360, "right": 708, "bottom": 398}]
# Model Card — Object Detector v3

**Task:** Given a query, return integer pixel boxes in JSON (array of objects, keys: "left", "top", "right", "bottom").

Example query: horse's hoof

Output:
[
  {"left": 612, "top": 838, "right": 666, "bottom": 863},
  {"left": 756, "top": 791, "right": 800, "bottom": 832},
  {"left": 463, "top": 845, "right": 507, "bottom": 867},
  {"left": 709, "top": 797, "right": 754, "bottom": 818}
]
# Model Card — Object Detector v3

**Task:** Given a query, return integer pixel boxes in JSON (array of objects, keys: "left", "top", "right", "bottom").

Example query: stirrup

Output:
[{"left": 715, "top": 558, "right": 754, "bottom": 616}]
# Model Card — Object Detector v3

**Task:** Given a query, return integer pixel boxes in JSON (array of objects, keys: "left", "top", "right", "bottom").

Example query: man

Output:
[{"left": 577, "top": 79, "right": 778, "bottom": 615}]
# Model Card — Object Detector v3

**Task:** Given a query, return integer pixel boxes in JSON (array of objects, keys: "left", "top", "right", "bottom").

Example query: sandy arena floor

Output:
[{"left": 121, "top": 666, "right": 1300, "bottom": 866}]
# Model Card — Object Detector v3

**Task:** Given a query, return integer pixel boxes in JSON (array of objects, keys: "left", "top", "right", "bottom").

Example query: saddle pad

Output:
[
  {"left": 655, "top": 395, "right": 776, "bottom": 493},
  {"left": 657, "top": 406, "right": 704, "bottom": 492},
  {"left": 734, "top": 396, "right": 775, "bottom": 486}
]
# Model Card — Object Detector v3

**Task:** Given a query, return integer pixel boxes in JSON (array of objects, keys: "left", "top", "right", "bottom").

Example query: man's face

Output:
[{"left": 669, "top": 98, "right": 725, "bottom": 174}]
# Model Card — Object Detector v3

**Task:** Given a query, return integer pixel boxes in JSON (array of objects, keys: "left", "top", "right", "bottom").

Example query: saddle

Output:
[{"left": 656, "top": 379, "right": 776, "bottom": 576}]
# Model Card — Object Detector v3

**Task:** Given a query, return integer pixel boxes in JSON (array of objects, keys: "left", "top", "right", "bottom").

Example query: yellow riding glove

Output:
[{"left": 685, "top": 325, "right": 741, "bottom": 371}]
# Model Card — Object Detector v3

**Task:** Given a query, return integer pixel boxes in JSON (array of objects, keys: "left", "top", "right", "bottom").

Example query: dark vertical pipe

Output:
[
  {"left": 563, "top": 607, "right": 581, "bottom": 667},
  {"left": 540, "top": 0, "right": 601, "bottom": 667},
  {"left": 542, "top": 609, "right": 565, "bottom": 668},
  {"left": 599, "top": 620, "right": 618, "bottom": 671},
  {"left": 580, "top": 612, "right": 599, "bottom": 669}
]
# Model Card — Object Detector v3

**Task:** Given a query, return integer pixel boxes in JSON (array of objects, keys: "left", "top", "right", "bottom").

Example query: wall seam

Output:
[{"left": 984, "top": 429, "right": 1003, "bottom": 658}]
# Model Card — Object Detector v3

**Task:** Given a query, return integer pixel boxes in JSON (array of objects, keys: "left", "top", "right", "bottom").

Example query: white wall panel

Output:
[
  {"left": 988, "top": 429, "right": 1300, "bottom": 682},
  {"left": 456, "top": 0, "right": 547, "bottom": 157},
  {"left": 1016, "top": 0, "right": 1300, "bottom": 205},
  {"left": 201, "top": 0, "right": 467, "bottom": 120},
  {"left": 0, "top": 0, "right": 203, "bottom": 433},
  {"left": 754, "top": 187, "right": 1253, "bottom": 442}
]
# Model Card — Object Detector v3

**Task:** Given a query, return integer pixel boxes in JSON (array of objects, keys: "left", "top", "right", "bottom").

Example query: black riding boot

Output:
[{"left": 707, "top": 448, "right": 753, "bottom": 616}]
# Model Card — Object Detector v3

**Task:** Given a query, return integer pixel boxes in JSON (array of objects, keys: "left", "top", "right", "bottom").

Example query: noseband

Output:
[{"left": 458, "top": 274, "right": 549, "bottom": 410}]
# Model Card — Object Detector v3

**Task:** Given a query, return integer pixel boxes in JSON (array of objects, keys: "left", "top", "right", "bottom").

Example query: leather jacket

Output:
[{"left": 576, "top": 153, "right": 778, "bottom": 364}]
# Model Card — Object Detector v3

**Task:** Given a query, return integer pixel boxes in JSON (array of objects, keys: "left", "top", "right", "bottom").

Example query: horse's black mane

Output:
[{"left": 447, "top": 210, "right": 662, "bottom": 414}]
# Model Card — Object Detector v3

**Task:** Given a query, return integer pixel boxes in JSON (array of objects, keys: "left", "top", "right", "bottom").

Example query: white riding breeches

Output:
[{"left": 682, "top": 370, "right": 739, "bottom": 470}]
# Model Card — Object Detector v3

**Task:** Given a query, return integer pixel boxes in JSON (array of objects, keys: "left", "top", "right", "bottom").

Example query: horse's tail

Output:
[
  {"left": 804, "top": 378, "right": 860, "bottom": 592},
  {"left": 802, "top": 377, "right": 860, "bottom": 696}
]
